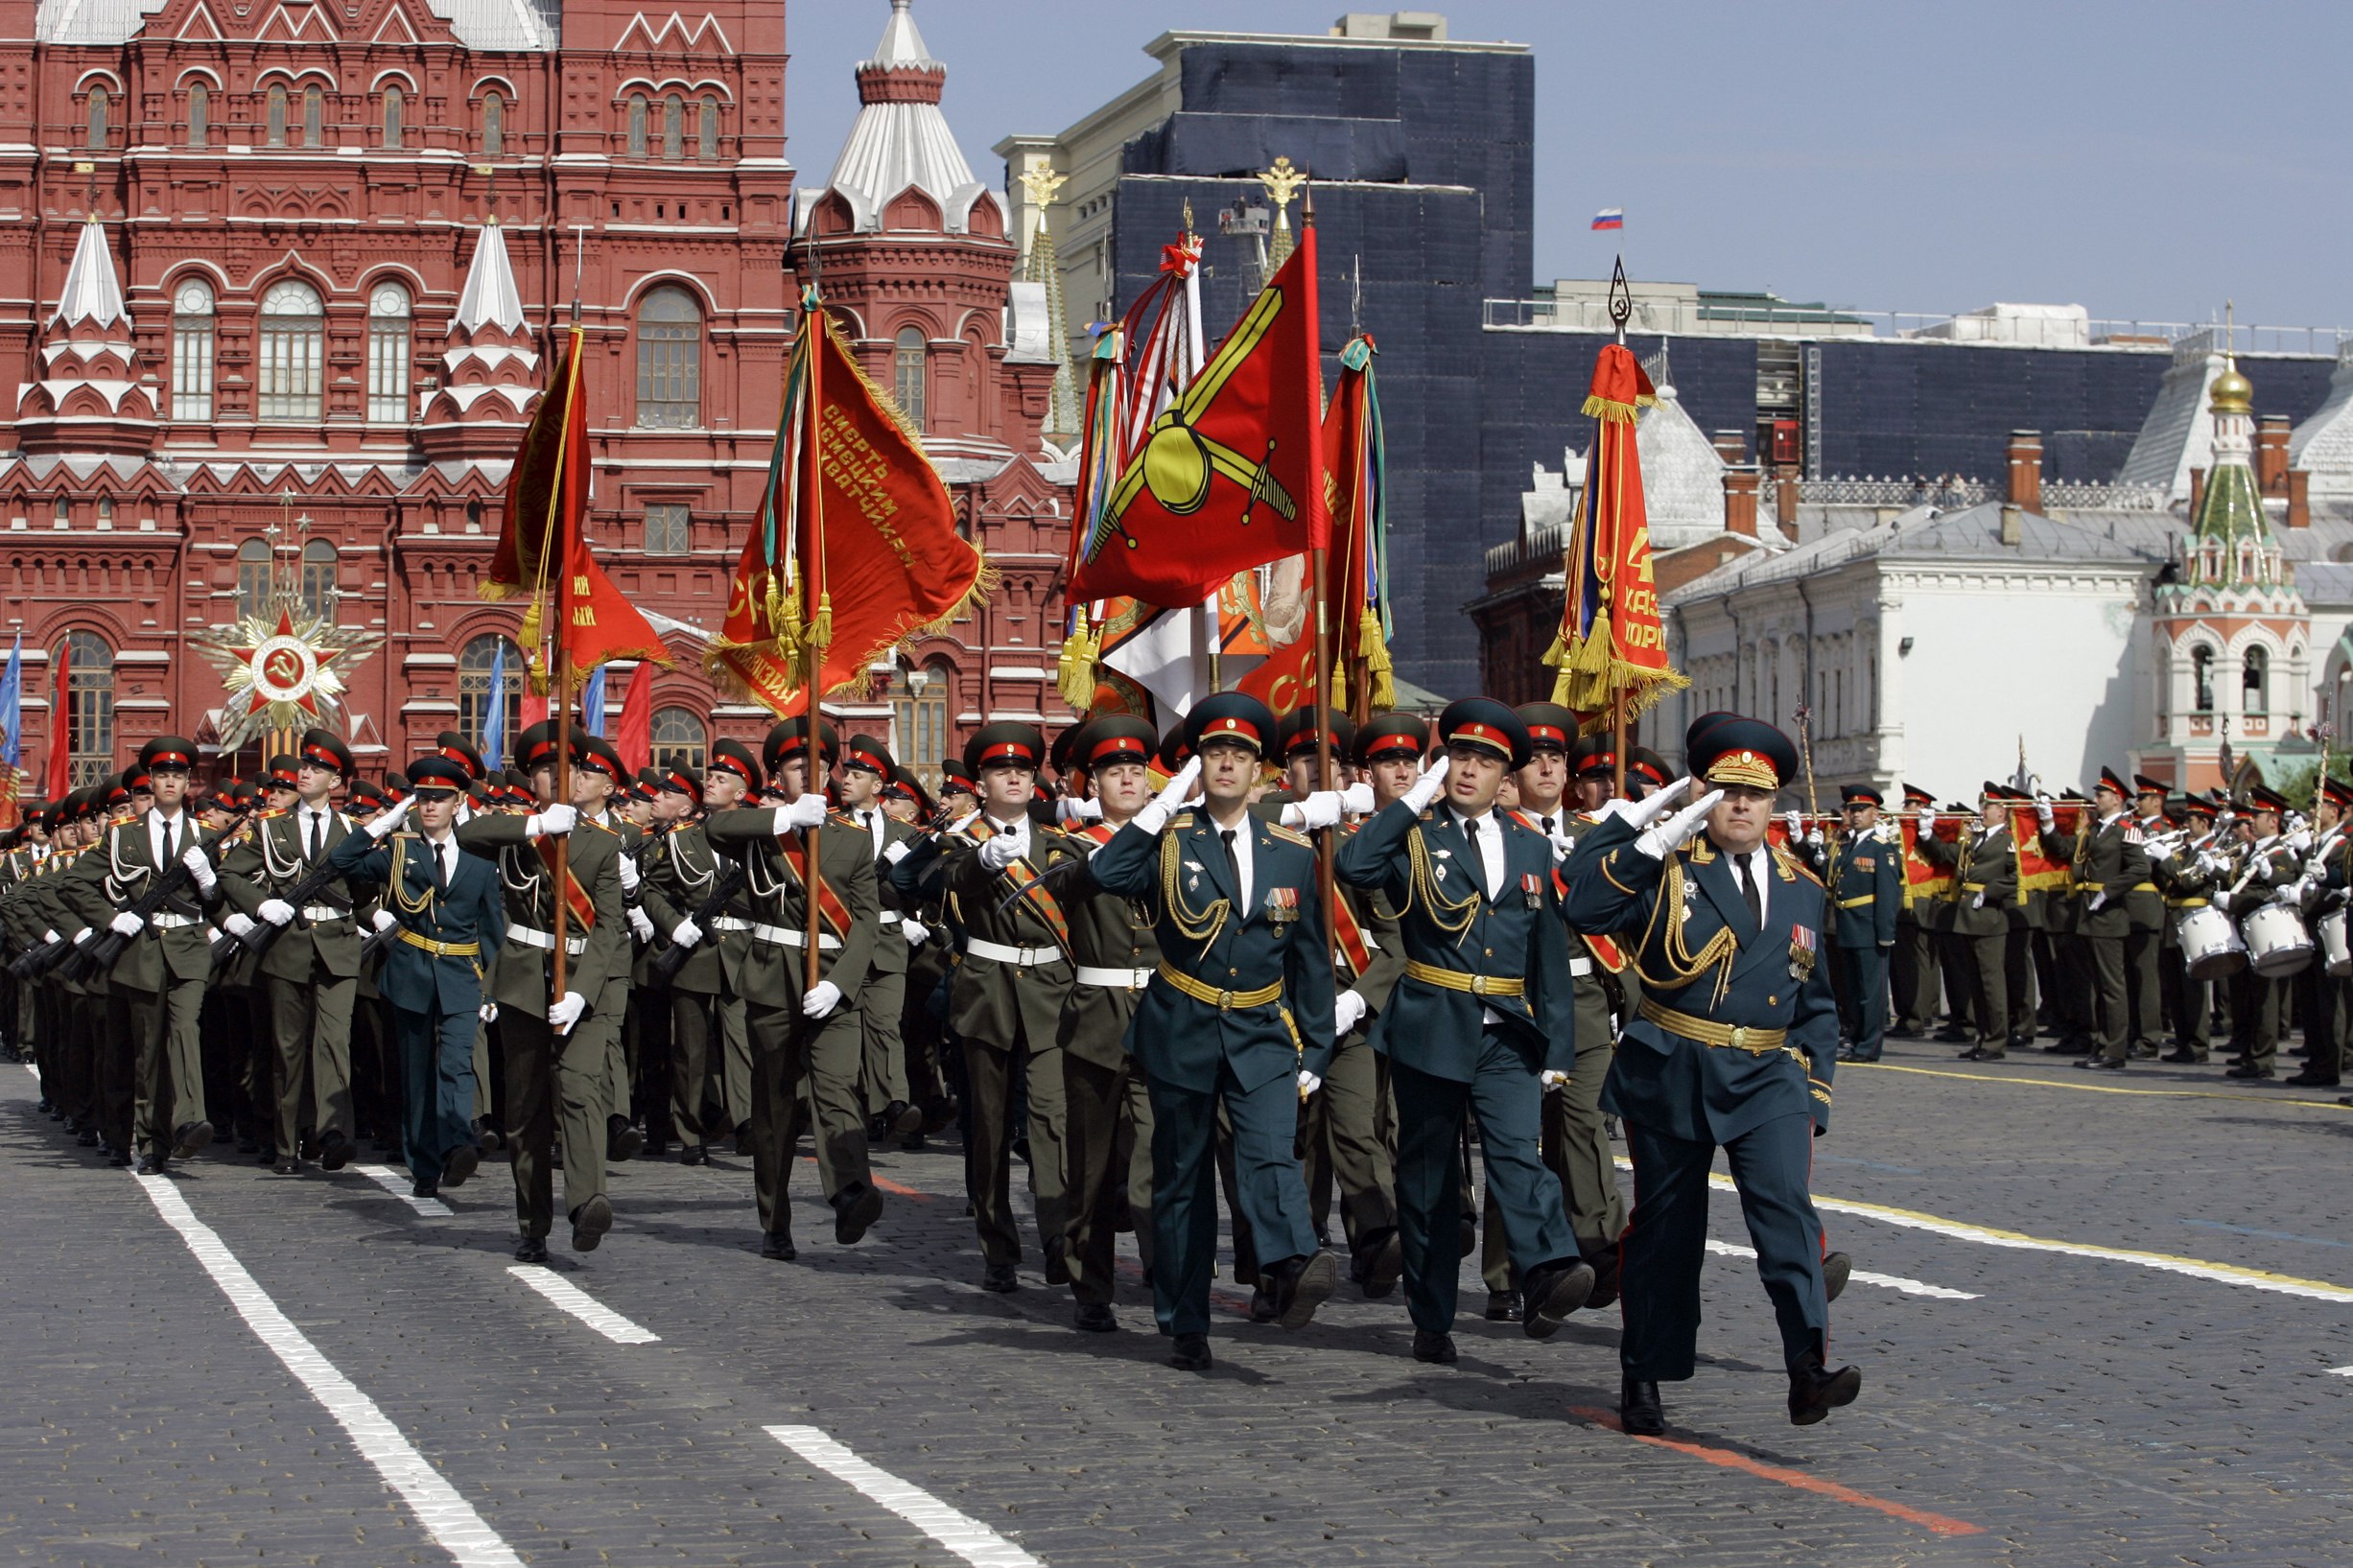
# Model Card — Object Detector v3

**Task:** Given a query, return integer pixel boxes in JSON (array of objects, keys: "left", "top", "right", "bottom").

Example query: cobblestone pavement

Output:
[{"left": 4, "top": 1040, "right": 2352, "bottom": 1568}]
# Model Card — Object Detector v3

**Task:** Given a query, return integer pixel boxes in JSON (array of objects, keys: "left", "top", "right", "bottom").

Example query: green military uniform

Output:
[
  {"left": 2219, "top": 786, "right": 2298, "bottom": 1078},
  {"left": 1890, "top": 784, "right": 1944, "bottom": 1034},
  {"left": 836, "top": 737, "right": 925, "bottom": 1136},
  {"left": 1822, "top": 786, "right": 1901, "bottom": 1063},
  {"left": 2124, "top": 778, "right": 2173, "bottom": 1058},
  {"left": 1919, "top": 792, "right": 2019, "bottom": 1058},
  {"left": 2152, "top": 801, "right": 2222, "bottom": 1061},
  {"left": 2038, "top": 771, "right": 2152, "bottom": 1068}
]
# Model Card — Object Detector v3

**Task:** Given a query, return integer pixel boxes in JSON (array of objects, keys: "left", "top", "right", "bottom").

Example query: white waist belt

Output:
[
  {"left": 1073, "top": 964, "right": 1153, "bottom": 990},
  {"left": 506, "top": 924, "right": 586, "bottom": 956},
  {"left": 753, "top": 922, "right": 842, "bottom": 951},
  {"left": 967, "top": 938, "right": 1063, "bottom": 969},
  {"left": 708, "top": 916, "right": 752, "bottom": 933},
  {"left": 1568, "top": 955, "right": 1592, "bottom": 977},
  {"left": 301, "top": 905, "right": 349, "bottom": 923},
  {"left": 150, "top": 912, "right": 201, "bottom": 929}
]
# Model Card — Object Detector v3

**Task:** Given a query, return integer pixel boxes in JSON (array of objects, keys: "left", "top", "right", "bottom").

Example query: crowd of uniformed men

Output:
[{"left": 28, "top": 691, "right": 2330, "bottom": 1427}]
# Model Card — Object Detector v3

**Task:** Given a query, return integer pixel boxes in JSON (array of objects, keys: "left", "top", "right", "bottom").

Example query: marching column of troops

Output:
[{"left": 46, "top": 690, "right": 2117, "bottom": 1435}]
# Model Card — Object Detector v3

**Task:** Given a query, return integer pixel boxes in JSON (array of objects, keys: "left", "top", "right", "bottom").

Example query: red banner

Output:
[
  {"left": 1898, "top": 816, "right": 1961, "bottom": 908},
  {"left": 2010, "top": 804, "right": 2082, "bottom": 896}
]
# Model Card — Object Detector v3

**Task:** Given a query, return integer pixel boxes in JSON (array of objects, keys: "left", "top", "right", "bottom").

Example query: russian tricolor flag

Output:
[{"left": 1591, "top": 207, "right": 1624, "bottom": 231}]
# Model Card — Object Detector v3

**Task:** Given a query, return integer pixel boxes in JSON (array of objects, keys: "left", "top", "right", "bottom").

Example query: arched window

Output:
[
  {"left": 171, "top": 277, "right": 214, "bottom": 421},
  {"left": 458, "top": 634, "right": 524, "bottom": 752},
  {"left": 650, "top": 705, "right": 707, "bottom": 772},
  {"left": 482, "top": 90, "right": 504, "bottom": 154},
  {"left": 266, "top": 82, "right": 288, "bottom": 147},
  {"left": 300, "top": 539, "right": 337, "bottom": 618},
  {"left": 187, "top": 83, "right": 207, "bottom": 147},
  {"left": 894, "top": 327, "right": 928, "bottom": 432},
  {"left": 2245, "top": 646, "right": 2270, "bottom": 715},
  {"left": 382, "top": 85, "right": 402, "bottom": 148},
  {"left": 635, "top": 286, "right": 701, "bottom": 428},
  {"left": 86, "top": 85, "right": 107, "bottom": 149},
  {"left": 236, "top": 537, "right": 272, "bottom": 620},
  {"left": 63, "top": 630, "right": 114, "bottom": 786},
  {"left": 697, "top": 96, "right": 718, "bottom": 161},
  {"left": 626, "top": 94, "right": 647, "bottom": 156},
  {"left": 302, "top": 84, "right": 322, "bottom": 148},
  {"left": 662, "top": 94, "right": 684, "bottom": 160},
  {"left": 2192, "top": 645, "right": 2215, "bottom": 714},
  {"left": 890, "top": 661, "right": 952, "bottom": 785},
  {"left": 365, "top": 281, "right": 411, "bottom": 423},
  {"left": 257, "top": 279, "right": 324, "bottom": 420}
]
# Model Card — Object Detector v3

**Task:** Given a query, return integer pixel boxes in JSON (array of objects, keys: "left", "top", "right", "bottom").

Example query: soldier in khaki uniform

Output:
[
  {"left": 645, "top": 739, "right": 762, "bottom": 1164},
  {"left": 1918, "top": 786, "right": 2019, "bottom": 1060},
  {"left": 835, "top": 734, "right": 927, "bottom": 1140},
  {"left": 2124, "top": 776, "right": 2173, "bottom": 1060},
  {"left": 2037, "top": 768, "right": 2152, "bottom": 1071}
]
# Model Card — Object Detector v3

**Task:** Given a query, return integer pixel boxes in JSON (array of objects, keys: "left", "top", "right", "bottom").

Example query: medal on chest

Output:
[
  {"left": 1789, "top": 923, "right": 1817, "bottom": 980},
  {"left": 1521, "top": 871, "right": 1543, "bottom": 910},
  {"left": 1265, "top": 886, "right": 1299, "bottom": 924}
]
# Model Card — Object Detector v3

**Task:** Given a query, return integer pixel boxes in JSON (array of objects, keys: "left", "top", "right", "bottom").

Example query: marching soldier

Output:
[
  {"left": 835, "top": 734, "right": 927, "bottom": 1140},
  {"left": 651, "top": 738, "right": 762, "bottom": 1158},
  {"left": 2215, "top": 785, "right": 2298, "bottom": 1080},
  {"left": 1563, "top": 714, "right": 1859, "bottom": 1435},
  {"left": 2300, "top": 778, "right": 2353, "bottom": 1088},
  {"left": 1334, "top": 699, "right": 1594, "bottom": 1367},
  {"left": 328, "top": 754, "right": 506, "bottom": 1198},
  {"left": 884, "top": 764, "right": 955, "bottom": 1141},
  {"left": 1918, "top": 787, "right": 2021, "bottom": 1060},
  {"left": 2152, "top": 794, "right": 2221, "bottom": 1063},
  {"left": 2126, "top": 776, "right": 2173, "bottom": 1059},
  {"left": 1823, "top": 785, "right": 1900, "bottom": 1064},
  {"left": 2039, "top": 769, "right": 2150, "bottom": 1070},
  {"left": 567, "top": 733, "right": 647, "bottom": 1164},
  {"left": 1889, "top": 784, "right": 1943, "bottom": 1037}
]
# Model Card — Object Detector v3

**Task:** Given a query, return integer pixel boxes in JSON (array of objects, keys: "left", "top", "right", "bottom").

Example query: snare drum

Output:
[
  {"left": 2244, "top": 902, "right": 2315, "bottom": 978},
  {"left": 2177, "top": 905, "right": 2247, "bottom": 980},
  {"left": 2321, "top": 908, "right": 2351, "bottom": 977}
]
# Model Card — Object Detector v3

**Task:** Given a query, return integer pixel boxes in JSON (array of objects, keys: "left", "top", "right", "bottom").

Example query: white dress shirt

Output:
[
  {"left": 1729, "top": 845, "right": 1771, "bottom": 929},
  {"left": 1453, "top": 806, "right": 1506, "bottom": 899},
  {"left": 298, "top": 803, "right": 334, "bottom": 861},
  {"left": 149, "top": 807, "right": 189, "bottom": 870},
  {"left": 1206, "top": 811, "right": 1255, "bottom": 910},
  {"left": 858, "top": 807, "right": 887, "bottom": 859}
]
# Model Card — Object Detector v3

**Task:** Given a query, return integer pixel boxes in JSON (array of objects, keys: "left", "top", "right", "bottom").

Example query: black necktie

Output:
[
  {"left": 160, "top": 817, "right": 176, "bottom": 868},
  {"left": 1736, "top": 854, "right": 1761, "bottom": 927},
  {"left": 306, "top": 810, "right": 321, "bottom": 862},
  {"left": 1217, "top": 828, "right": 1238, "bottom": 893},
  {"left": 1540, "top": 815, "right": 1555, "bottom": 835},
  {"left": 433, "top": 841, "right": 448, "bottom": 893}
]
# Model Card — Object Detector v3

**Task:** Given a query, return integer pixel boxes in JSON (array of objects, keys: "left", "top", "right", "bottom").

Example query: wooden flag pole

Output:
[
  {"left": 1608, "top": 257, "right": 1632, "bottom": 800},
  {"left": 800, "top": 295, "right": 828, "bottom": 996},
  {"left": 1305, "top": 187, "right": 1339, "bottom": 1085},
  {"left": 547, "top": 328, "right": 583, "bottom": 1003}
]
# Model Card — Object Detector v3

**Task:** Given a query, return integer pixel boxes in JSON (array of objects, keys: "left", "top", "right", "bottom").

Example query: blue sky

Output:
[{"left": 784, "top": 1, "right": 2351, "bottom": 334}]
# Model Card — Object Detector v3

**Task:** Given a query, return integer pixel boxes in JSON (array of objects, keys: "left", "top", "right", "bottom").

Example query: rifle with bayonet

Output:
[
  {"left": 647, "top": 854, "right": 747, "bottom": 986},
  {"left": 64, "top": 854, "right": 200, "bottom": 981}
]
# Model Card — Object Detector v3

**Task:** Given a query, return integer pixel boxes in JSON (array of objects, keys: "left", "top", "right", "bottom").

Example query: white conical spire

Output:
[
  {"left": 870, "top": 0, "right": 936, "bottom": 67},
  {"left": 454, "top": 217, "right": 526, "bottom": 334},
  {"left": 52, "top": 216, "right": 127, "bottom": 329}
]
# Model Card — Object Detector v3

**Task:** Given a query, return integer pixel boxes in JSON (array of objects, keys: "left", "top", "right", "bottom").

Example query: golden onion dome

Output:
[{"left": 2210, "top": 360, "right": 2254, "bottom": 414}]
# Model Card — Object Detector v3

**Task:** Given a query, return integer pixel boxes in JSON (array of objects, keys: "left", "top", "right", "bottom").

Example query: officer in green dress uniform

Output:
[
  {"left": 1563, "top": 714, "right": 1860, "bottom": 1435},
  {"left": 883, "top": 764, "right": 955, "bottom": 1139},
  {"left": 2037, "top": 768, "right": 2150, "bottom": 1070},
  {"left": 2125, "top": 776, "right": 2172, "bottom": 1059},
  {"left": 328, "top": 754, "right": 506, "bottom": 1197},
  {"left": 648, "top": 738, "right": 763, "bottom": 1158},
  {"left": 835, "top": 734, "right": 927, "bottom": 1140},
  {"left": 1089, "top": 693, "right": 1339, "bottom": 1370},
  {"left": 1823, "top": 784, "right": 1901, "bottom": 1063},
  {"left": 1889, "top": 783, "right": 1943, "bottom": 1036},
  {"left": 2300, "top": 777, "right": 2353, "bottom": 1088},
  {"left": 2218, "top": 784, "right": 2298, "bottom": 1079},
  {"left": 1919, "top": 787, "right": 2021, "bottom": 1059}
]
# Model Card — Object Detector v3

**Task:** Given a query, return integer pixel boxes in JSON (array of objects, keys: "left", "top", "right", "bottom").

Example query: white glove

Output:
[
  {"left": 365, "top": 794, "right": 414, "bottom": 840},
  {"left": 671, "top": 917, "right": 703, "bottom": 948},
  {"left": 480, "top": 1000, "right": 499, "bottom": 1023},
  {"left": 776, "top": 793, "right": 830, "bottom": 832},
  {"left": 1549, "top": 831, "right": 1576, "bottom": 861},
  {"left": 2086, "top": 890, "right": 2106, "bottom": 911},
  {"left": 256, "top": 898, "right": 295, "bottom": 926},
  {"left": 71, "top": 927, "right": 91, "bottom": 945},
  {"left": 1541, "top": 1069, "right": 1570, "bottom": 1089},
  {"left": 1132, "top": 757, "right": 1203, "bottom": 836},
  {"left": 1600, "top": 774, "right": 1693, "bottom": 830},
  {"left": 2035, "top": 798, "right": 2055, "bottom": 831},
  {"left": 2144, "top": 838, "right": 2175, "bottom": 864},
  {"left": 109, "top": 910, "right": 143, "bottom": 938},
  {"left": 802, "top": 980, "right": 841, "bottom": 1018},
  {"left": 1635, "top": 787, "right": 1724, "bottom": 860},
  {"left": 627, "top": 906, "right": 655, "bottom": 943},
  {"left": 948, "top": 809, "right": 983, "bottom": 836},
  {"left": 1400, "top": 751, "right": 1451, "bottom": 814},
  {"left": 1056, "top": 796, "right": 1103, "bottom": 825},
  {"left": 1333, "top": 989, "right": 1368, "bottom": 1035},
  {"left": 371, "top": 907, "right": 399, "bottom": 934},
  {"left": 1291, "top": 791, "right": 1346, "bottom": 831},
  {"left": 1917, "top": 806, "right": 1936, "bottom": 830},
  {"left": 181, "top": 844, "right": 217, "bottom": 893},
  {"left": 900, "top": 917, "right": 929, "bottom": 947},
  {"left": 1297, "top": 1069, "right": 1323, "bottom": 1098},
  {"left": 1340, "top": 783, "right": 1375, "bottom": 815},
  {"left": 2211, "top": 889, "right": 2233, "bottom": 914},
  {"left": 979, "top": 824, "right": 1027, "bottom": 872},
  {"left": 1972, "top": 892, "right": 1987, "bottom": 910},
  {"left": 41, "top": 928, "right": 59, "bottom": 945},
  {"left": 525, "top": 803, "right": 577, "bottom": 839},
  {"left": 223, "top": 912, "right": 257, "bottom": 939},
  {"left": 2289, "top": 829, "right": 2314, "bottom": 853},
  {"left": 548, "top": 990, "right": 587, "bottom": 1034},
  {"left": 619, "top": 854, "right": 641, "bottom": 894},
  {"left": 1784, "top": 809, "right": 1804, "bottom": 841}
]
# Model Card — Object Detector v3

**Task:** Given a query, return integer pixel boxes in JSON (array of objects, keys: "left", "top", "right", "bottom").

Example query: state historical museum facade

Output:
[{"left": 0, "top": 0, "right": 1071, "bottom": 790}]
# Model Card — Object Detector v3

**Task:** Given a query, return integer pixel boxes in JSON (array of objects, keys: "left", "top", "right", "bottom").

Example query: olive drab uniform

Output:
[
  {"left": 2038, "top": 807, "right": 2149, "bottom": 1066},
  {"left": 642, "top": 812, "right": 758, "bottom": 1159},
  {"left": 1919, "top": 812, "right": 2019, "bottom": 1057},
  {"left": 1315, "top": 817, "right": 1407, "bottom": 1285},
  {"left": 2125, "top": 807, "right": 2171, "bottom": 1057},
  {"left": 2224, "top": 832, "right": 2298, "bottom": 1075},
  {"left": 846, "top": 804, "right": 923, "bottom": 1128}
]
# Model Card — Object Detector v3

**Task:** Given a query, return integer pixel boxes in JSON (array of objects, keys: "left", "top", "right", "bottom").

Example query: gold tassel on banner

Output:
[
  {"left": 1057, "top": 606, "right": 1099, "bottom": 712},
  {"left": 810, "top": 592, "right": 834, "bottom": 653},
  {"left": 1358, "top": 607, "right": 1394, "bottom": 711},
  {"left": 518, "top": 596, "right": 544, "bottom": 659}
]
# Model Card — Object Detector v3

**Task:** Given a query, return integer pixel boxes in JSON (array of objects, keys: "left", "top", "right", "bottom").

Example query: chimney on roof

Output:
[
  {"left": 2288, "top": 467, "right": 2311, "bottom": 529},
  {"left": 1999, "top": 505, "right": 2023, "bottom": 547},
  {"left": 1711, "top": 429, "right": 1747, "bottom": 466},
  {"left": 2189, "top": 466, "right": 2206, "bottom": 520},
  {"left": 1722, "top": 465, "right": 1759, "bottom": 537},
  {"left": 1775, "top": 473, "right": 1799, "bottom": 539},
  {"left": 2005, "top": 430, "right": 2041, "bottom": 513},
  {"left": 2255, "top": 414, "right": 2292, "bottom": 495}
]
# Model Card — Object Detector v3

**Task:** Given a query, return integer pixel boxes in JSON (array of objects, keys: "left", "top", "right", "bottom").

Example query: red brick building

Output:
[{"left": 0, "top": 0, "right": 1069, "bottom": 792}]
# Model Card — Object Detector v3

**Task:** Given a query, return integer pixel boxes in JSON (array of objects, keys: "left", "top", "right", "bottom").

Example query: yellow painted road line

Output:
[{"left": 1843, "top": 1060, "right": 2353, "bottom": 1108}]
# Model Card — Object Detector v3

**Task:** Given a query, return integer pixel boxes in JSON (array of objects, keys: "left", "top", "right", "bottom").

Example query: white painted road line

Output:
[
  {"left": 134, "top": 1174, "right": 522, "bottom": 1568},
  {"left": 766, "top": 1424, "right": 1046, "bottom": 1568},
  {"left": 2330, "top": 1366, "right": 2353, "bottom": 1378},
  {"left": 358, "top": 1164, "right": 453, "bottom": 1217},
  {"left": 1703, "top": 1238, "right": 1978, "bottom": 1299},
  {"left": 506, "top": 1265, "right": 660, "bottom": 1345}
]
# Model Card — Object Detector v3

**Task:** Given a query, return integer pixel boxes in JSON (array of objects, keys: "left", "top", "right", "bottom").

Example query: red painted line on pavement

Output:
[
  {"left": 1565, "top": 1406, "right": 1984, "bottom": 1537},
  {"left": 791, "top": 1156, "right": 934, "bottom": 1203}
]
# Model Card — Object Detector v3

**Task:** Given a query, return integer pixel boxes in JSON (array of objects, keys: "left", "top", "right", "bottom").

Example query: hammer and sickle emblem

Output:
[{"left": 265, "top": 648, "right": 303, "bottom": 689}]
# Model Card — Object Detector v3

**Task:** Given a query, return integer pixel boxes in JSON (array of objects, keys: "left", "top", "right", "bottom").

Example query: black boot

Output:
[
  {"left": 1787, "top": 1349, "right": 1862, "bottom": 1426},
  {"left": 1619, "top": 1377, "right": 1664, "bottom": 1436}
]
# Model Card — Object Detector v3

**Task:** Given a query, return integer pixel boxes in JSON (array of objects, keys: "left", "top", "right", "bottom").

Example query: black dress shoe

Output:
[
  {"left": 1355, "top": 1229, "right": 1404, "bottom": 1299},
  {"left": 885, "top": 1099, "right": 925, "bottom": 1137},
  {"left": 1072, "top": 1302, "right": 1118, "bottom": 1333},
  {"left": 2162, "top": 1046, "right": 2208, "bottom": 1064},
  {"left": 2225, "top": 1064, "right": 2275, "bottom": 1080},
  {"left": 318, "top": 1133, "right": 353, "bottom": 1172},
  {"left": 1584, "top": 1251, "right": 1622, "bottom": 1312},
  {"left": 1169, "top": 1332, "right": 1212, "bottom": 1371},
  {"left": 513, "top": 1235, "right": 549, "bottom": 1264},
  {"left": 1043, "top": 1237, "right": 1072, "bottom": 1287},
  {"left": 1522, "top": 1258, "right": 1597, "bottom": 1338},
  {"left": 1247, "top": 1285, "right": 1277, "bottom": 1322},
  {"left": 1265, "top": 1249, "right": 1338, "bottom": 1329},
  {"left": 2079, "top": 1055, "right": 2125, "bottom": 1070},
  {"left": 440, "top": 1142, "right": 481, "bottom": 1188},
  {"left": 980, "top": 1262, "right": 1020, "bottom": 1293},
  {"left": 569, "top": 1194, "right": 613, "bottom": 1252},
  {"left": 108, "top": 1150, "right": 133, "bottom": 1168},
  {"left": 2285, "top": 1070, "right": 2342, "bottom": 1087},
  {"left": 833, "top": 1183, "right": 884, "bottom": 1245},
  {"left": 136, "top": 1154, "right": 167, "bottom": 1176},
  {"left": 412, "top": 1180, "right": 439, "bottom": 1201},
  {"left": 75, "top": 1127, "right": 98, "bottom": 1147},
  {"left": 677, "top": 1143, "right": 708, "bottom": 1166},
  {"left": 1483, "top": 1290, "right": 1522, "bottom": 1322},
  {"left": 298, "top": 1135, "right": 323, "bottom": 1161},
  {"left": 606, "top": 1115, "right": 645, "bottom": 1162},
  {"left": 1956, "top": 1044, "right": 1983, "bottom": 1060},
  {"left": 1823, "top": 1251, "right": 1851, "bottom": 1303},
  {"left": 1412, "top": 1330, "right": 1457, "bottom": 1365},
  {"left": 1787, "top": 1351, "right": 1863, "bottom": 1425},
  {"left": 1975, "top": 1046, "right": 2008, "bottom": 1061},
  {"left": 2131, "top": 1043, "right": 2160, "bottom": 1060},
  {"left": 472, "top": 1117, "right": 504, "bottom": 1154},
  {"left": 271, "top": 1157, "right": 301, "bottom": 1176},
  {"left": 1619, "top": 1377, "right": 1665, "bottom": 1436},
  {"left": 761, "top": 1230, "right": 797, "bottom": 1261},
  {"left": 899, "top": 1132, "right": 927, "bottom": 1152},
  {"left": 171, "top": 1120, "right": 213, "bottom": 1158}
]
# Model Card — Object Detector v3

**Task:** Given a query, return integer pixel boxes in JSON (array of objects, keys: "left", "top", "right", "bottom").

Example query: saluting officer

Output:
[
  {"left": 1824, "top": 784, "right": 1901, "bottom": 1064},
  {"left": 329, "top": 754, "right": 506, "bottom": 1198},
  {"left": 1564, "top": 714, "right": 1859, "bottom": 1436},
  {"left": 1091, "top": 693, "right": 1339, "bottom": 1370}
]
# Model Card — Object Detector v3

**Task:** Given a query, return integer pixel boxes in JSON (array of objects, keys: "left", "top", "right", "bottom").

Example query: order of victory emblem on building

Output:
[{"left": 192, "top": 593, "right": 384, "bottom": 750}]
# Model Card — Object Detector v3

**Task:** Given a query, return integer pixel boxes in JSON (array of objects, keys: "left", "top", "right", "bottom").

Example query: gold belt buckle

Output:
[
  {"left": 1215, "top": 988, "right": 1234, "bottom": 1009},
  {"left": 1469, "top": 974, "right": 1490, "bottom": 995},
  {"left": 1728, "top": 1025, "right": 1749, "bottom": 1050}
]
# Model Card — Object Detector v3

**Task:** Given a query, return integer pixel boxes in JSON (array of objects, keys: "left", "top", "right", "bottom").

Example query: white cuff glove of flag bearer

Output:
[
  {"left": 1603, "top": 774, "right": 1691, "bottom": 831},
  {"left": 619, "top": 854, "right": 641, "bottom": 894},
  {"left": 627, "top": 906, "right": 655, "bottom": 943},
  {"left": 1333, "top": 989, "right": 1368, "bottom": 1036},
  {"left": 365, "top": 795, "right": 413, "bottom": 840},
  {"left": 1784, "top": 809, "right": 1805, "bottom": 843},
  {"left": 1635, "top": 785, "right": 1724, "bottom": 861},
  {"left": 979, "top": 822, "right": 1027, "bottom": 872},
  {"left": 670, "top": 917, "right": 702, "bottom": 949},
  {"left": 1917, "top": 806, "right": 1937, "bottom": 831},
  {"left": 900, "top": 918, "right": 929, "bottom": 948},
  {"left": 803, "top": 981, "right": 841, "bottom": 1018},
  {"left": 525, "top": 803, "right": 576, "bottom": 840},
  {"left": 371, "top": 908, "right": 399, "bottom": 934},
  {"left": 257, "top": 898, "right": 295, "bottom": 926},
  {"left": 549, "top": 991, "right": 587, "bottom": 1035},
  {"left": 1342, "top": 783, "right": 1374, "bottom": 815},
  {"left": 109, "top": 911, "right": 143, "bottom": 938},
  {"left": 1132, "top": 757, "right": 1203, "bottom": 838},
  {"left": 1289, "top": 791, "right": 1347, "bottom": 831},
  {"left": 1401, "top": 751, "right": 1451, "bottom": 814},
  {"left": 776, "top": 793, "right": 830, "bottom": 832},
  {"left": 182, "top": 845, "right": 217, "bottom": 893},
  {"left": 2035, "top": 797, "right": 2055, "bottom": 831},
  {"left": 223, "top": 913, "right": 256, "bottom": 939}
]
